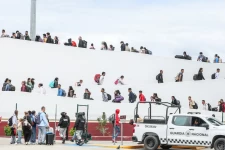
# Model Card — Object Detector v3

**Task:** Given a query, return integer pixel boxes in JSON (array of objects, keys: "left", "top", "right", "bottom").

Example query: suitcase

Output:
[
  {"left": 46, "top": 133, "right": 54, "bottom": 145},
  {"left": 175, "top": 55, "right": 184, "bottom": 59}
]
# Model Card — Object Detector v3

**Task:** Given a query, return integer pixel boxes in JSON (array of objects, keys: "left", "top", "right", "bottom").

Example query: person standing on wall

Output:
[{"left": 156, "top": 70, "right": 163, "bottom": 83}]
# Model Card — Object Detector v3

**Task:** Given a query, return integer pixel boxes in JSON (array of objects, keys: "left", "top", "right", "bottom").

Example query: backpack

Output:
[
  {"left": 207, "top": 103, "right": 212, "bottom": 111},
  {"left": 62, "top": 89, "right": 66, "bottom": 97},
  {"left": 83, "top": 40, "right": 87, "bottom": 48},
  {"left": 133, "top": 93, "right": 137, "bottom": 102},
  {"left": 202, "top": 57, "right": 207, "bottom": 62},
  {"left": 107, "top": 93, "right": 111, "bottom": 100},
  {"left": 114, "top": 79, "right": 119, "bottom": 85},
  {"left": 211, "top": 73, "right": 216, "bottom": 79},
  {"left": 193, "top": 74, "right": 198, "bottom": 81},
  {"left": 175, "top": 73, "right": 179, "bottom": 81},
  {"left": 176, "top": 100, "right": 180, "bottom": 106},
  {"left": 49, "top": 81, "right": 54, "bottom": 88},
  {"left": 193, "top": 102, "right": 198, "bottom": 109},
  {"left": 156, "top": 74, "right": 159, "bottom": 80},
  {"left": 108, "top": 114, "right": 115, "bottom": 123},
  {"left": 35, "top": 113, "right": 41, "bottom": 125},
  {"left": 8, "top": 116, "right": 13, "bottom": 126},
  {"left": 94, "top": 74, "right": 101, "bottom": 83},
  {"left": 71, "top": 41, "right": 76, "bottom": 47},
  {"left": 10, "top": 85, "right": 15, "bottom": 91}
]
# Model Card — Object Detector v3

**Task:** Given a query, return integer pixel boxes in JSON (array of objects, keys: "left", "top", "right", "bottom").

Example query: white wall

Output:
[{"left": 0, "top": 38, "right": 225, "bottom": 121}]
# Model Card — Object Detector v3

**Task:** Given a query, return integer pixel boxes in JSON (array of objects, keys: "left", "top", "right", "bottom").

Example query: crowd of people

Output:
[
  {"left": 9, "top": 106, "right": 87, "bottom": 145},
  {"left": 1, "top": 29, "right": 152, "bottom": 54}
]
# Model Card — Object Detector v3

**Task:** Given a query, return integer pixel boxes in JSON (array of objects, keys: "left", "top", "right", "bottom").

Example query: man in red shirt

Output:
[{"left": 139, "top": 91, "right": 146, "bottom": 102}]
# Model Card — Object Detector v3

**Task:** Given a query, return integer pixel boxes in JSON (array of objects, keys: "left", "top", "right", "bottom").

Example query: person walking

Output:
[
  {"left": 156, "top": 70, "right": 163, "bottom": 83},
  {"left": 37, "top": 106, "right": 49, "bottom": 145},
  {"left": 58, "top": 112, "right": 70, "bottom": 144},
  {"left": 30, "top": 111, "right": 37, "bottom": 144}
]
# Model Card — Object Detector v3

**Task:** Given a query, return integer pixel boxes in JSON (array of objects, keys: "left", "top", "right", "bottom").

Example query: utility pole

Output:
[{"left": 30, "top": 0, "right": 36, "bottom": 41}]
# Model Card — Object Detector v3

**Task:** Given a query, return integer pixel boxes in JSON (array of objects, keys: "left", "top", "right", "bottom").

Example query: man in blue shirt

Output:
[
  {"left": 38, "top": 106, "right": 49, "bottom": 145},
  {"left": 57, "top": 84, "right": 63, "bottom": 96}
]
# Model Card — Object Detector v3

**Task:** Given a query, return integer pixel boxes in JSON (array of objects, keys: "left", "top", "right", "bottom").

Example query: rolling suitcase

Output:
[
  {"left": 46, "top": 133, "right": 55, "bottom": 145},
  {"left": 175, "top": 55, "right": 184, "bottom": 59}
]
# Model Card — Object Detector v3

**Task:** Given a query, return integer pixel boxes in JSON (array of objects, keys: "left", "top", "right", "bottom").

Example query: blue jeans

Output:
[
  {"left": 17, "top": 130, "right": 22, "bottom": 143},
  {"left": 112, "top": 125, "right": 120, "bottom": 140},
  {"left": 30, "top": 127, "right": 36, "bottom": 143},
  {"left": 38, "top": 126, "right": 46, "bottom": 144}
]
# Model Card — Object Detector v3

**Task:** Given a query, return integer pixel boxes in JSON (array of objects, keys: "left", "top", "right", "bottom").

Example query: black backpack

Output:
[
  {"left": 156, "top": 74, "right": 159, "bottom": 80},
  {"left": 107, "top": 94, "right": 111, "bottom": 100},
  {"left": 208, "top": 103, "right": 212, "bottom": 111},
  {"left": 62, "top": 89, "right": 66, "bottom": 97},
  {"left": 193, "top": 74, "right": 198, "bottom": 80},
  {"left": 211, "top": 73, "right": 216, "bottom": 79},
  {"left": 8, "top": 116, "right": 13, "bottom": 126},
  {"left": 176, "top": 100, "right": 180, "bottom": 106},
  {"left": 10, "top": 85, "right": 15, "bottom": 91},
  {"left": 83, "top": 40, "right": 87, "bottom": 48},
  {"left": 193, "top": 102, "right": 198, "bottom": 109}
]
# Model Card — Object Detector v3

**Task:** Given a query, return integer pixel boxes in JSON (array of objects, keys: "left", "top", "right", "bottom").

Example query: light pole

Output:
[{"left": 30, "top": 0, "right": 36, "bottom": 41}]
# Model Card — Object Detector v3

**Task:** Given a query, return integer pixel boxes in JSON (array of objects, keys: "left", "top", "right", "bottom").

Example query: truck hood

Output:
[{"left": 212, "top": 125, "right": 225, "bottom": 130}]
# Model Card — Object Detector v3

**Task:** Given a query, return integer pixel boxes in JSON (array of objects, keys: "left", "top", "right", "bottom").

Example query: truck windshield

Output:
[{"left": 206, "top": 117, "right": 223, "bottom": 126}]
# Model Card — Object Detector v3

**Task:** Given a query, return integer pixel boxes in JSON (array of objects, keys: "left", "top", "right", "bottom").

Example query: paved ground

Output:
[{"left": 0, "top": 138, "right": 211, "bottom": 150}]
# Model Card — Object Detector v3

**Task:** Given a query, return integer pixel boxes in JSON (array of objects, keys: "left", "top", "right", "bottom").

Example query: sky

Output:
[{"left": 0, "top": 0, "right": 225, "bottom": 60}]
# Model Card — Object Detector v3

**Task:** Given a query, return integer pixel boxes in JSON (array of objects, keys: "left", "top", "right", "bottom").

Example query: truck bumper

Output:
[{"left": 132, "top": 136, "right": 138, "bottom": 142}]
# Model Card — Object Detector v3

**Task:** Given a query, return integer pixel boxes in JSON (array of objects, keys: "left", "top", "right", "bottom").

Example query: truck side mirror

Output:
[{"left": 201, "top": 123, "right": 209, "bottom": 130}]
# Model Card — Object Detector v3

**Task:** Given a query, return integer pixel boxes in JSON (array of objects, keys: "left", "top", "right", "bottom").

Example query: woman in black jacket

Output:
[
  {"left": 171, "top": 96, "right": 178, "bottom": 105},
  {"left": 68, "top": 86, "right": 75, "bottom": 98},
  {"left": 197, "top": 68, "right": 205, "bottom": 80}
]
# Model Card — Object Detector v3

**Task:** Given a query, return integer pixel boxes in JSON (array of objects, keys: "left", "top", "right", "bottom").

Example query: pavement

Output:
[{"left": 0, "top": 138, "right": 211, "bottom": 150}]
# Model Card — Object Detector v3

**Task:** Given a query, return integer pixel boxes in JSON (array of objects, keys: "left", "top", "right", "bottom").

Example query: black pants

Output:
[
  {"left": 24, "top": 131, "right": 31, "bottom": 142},
  {"left": 66, "top": 127, "right": 69, "bottom": 140}
]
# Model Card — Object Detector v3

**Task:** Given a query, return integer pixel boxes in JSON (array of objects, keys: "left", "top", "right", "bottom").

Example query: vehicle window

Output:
[
  {"left": 192, "top": 117, "right": 206, "bottom": 127},
  {"left": 207, "top": 118, "right": 223, "bottom": 126},
  {"left": 172, "top": 116, "right": 190, "bottom": 126}
]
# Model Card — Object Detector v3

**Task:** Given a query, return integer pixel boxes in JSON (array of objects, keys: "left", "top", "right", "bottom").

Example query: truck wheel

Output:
[
  {"left": 144, "top": 136, "right": 159, "bottom": 150},
  {"left": 160, "top": 145, "right": 172, "bottom": 149},
  {"left": 214, "top": 138, "right": 225, "bottom": 150}
]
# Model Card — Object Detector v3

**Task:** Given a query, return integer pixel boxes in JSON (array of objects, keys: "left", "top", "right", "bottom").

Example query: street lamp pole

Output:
[{"left": 30, "top": 0, "right": 36, "bottom": 41}]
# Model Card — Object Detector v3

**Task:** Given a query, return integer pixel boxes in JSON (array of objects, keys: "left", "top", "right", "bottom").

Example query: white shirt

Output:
[
  {"left": 118, "top": 78, "right": 125, "bottom": 85},
  {"left": 38, "top": 86, "right": 46, "bottom": 95},
  {"left": 202, "top": 103, "right": 208, "bottom": 111},
  {"left": 99, "top": 76, "right": 104, "bottom": 85},
  {"left": 215, "top": 72, "right": 219, "bottom": 79}
]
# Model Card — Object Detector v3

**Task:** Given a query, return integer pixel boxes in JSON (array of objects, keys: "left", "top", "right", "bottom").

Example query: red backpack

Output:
[
  {"left": 222, "top": 103, "right": 225, "bottom": 112},
  {"left": 94, "top": 74, "right": 101, "bottom": 83},
  {"left": 114, "top": 79, "right": 119, "bottom": 85},
  {"left": 71, "top": 41, "right": 77, "bottom": 47}
]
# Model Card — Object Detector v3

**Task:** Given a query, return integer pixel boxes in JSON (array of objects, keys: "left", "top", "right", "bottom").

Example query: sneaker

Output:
[
  {"left": 62, "top": 138, "right": 65, "bottom": 144},
  {"left": 15, "top": 143, "right": 17, "bottom": 145},
  {"left": 70, "top": 139, "right": 74, "bottom": 142},
  {"left": 26, "top": 142, "right": 28, "bottom": 145}
]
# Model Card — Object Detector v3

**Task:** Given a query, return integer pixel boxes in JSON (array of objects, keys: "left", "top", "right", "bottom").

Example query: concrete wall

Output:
[{"left": 0, "top": 38, "right": 224, "bottom": 121}]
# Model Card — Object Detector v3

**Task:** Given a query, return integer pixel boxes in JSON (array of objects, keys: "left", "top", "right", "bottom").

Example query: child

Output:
[
  {"left": 10, "top": 124, "right": 17, "bottom": 144},
  {"left": 17, "top": 119, "right": 23, "bottom": 144},
  {"left": 22, "top": 119, "right": 32, "bottom": 145}
]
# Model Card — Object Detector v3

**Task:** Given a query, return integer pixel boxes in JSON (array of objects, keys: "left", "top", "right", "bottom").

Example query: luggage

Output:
[
  {"left": 46, "top": 133, "right": 54, "bottom": 145},
  {"left": 211, "top": 73, "right": 216, "bottom": 79},
  {"left": 175, "top": 55, "right": 184, "bottom": 59},
  {"left": 185, "top": 55, "right": 192, "bottom": 60},
  {"left": 212, "top": 107, "right": 218, "bottom": 112}
]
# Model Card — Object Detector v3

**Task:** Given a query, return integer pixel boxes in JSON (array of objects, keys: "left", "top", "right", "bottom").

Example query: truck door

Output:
[
  {"left": 188, "top": 117, "right": 211, "bottom": 146},
  {"left": 167, "top": 116, "right": 192, "bottom": 145}
]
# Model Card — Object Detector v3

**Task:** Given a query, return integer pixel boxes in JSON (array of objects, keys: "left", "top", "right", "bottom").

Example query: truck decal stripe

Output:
[{"left": 160, "top": 138, "right": 211, "bottom": 145}]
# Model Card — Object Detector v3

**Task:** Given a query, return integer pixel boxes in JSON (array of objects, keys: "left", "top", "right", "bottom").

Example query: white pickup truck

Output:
[{"left": 132, "top": 102, "right": 225, "bottom": 150}]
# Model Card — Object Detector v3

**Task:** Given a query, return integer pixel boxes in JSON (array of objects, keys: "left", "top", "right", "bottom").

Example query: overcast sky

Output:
[{"left": 0, "top": 0, "right": 225, "bottom": 60}]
